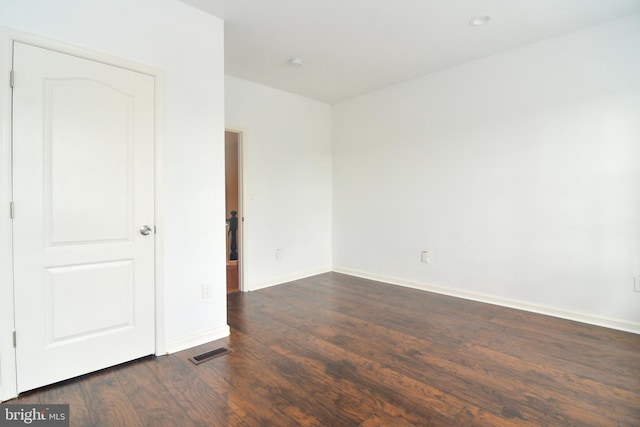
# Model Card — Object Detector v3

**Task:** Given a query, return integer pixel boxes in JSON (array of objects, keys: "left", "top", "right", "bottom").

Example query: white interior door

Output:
[{"left": 12, "top": 42, "right": 155, "bottom": 393}]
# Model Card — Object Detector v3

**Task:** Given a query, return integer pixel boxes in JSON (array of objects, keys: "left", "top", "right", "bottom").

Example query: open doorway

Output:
[{"left": 225, "top": 130, "right": 242, "bottom": 293}]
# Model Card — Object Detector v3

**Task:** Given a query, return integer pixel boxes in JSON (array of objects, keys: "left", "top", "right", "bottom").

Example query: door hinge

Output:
[
  {"left": 154, "top": 226, "right": 157, "bottom": 234},
  {"left": 13, "top": 331, "right": 16, "bottom": 348},
  {"left": 10, "top": 70, "right": 14, "bottom": 88},
  {"left": 9, "top": 201, "right": 14, "bottom": 219}
]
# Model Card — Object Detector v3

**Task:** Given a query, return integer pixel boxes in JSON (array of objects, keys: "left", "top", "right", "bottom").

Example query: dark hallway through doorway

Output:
[{"left": 225, "top": 130, "right": 240, "bottom": 294}]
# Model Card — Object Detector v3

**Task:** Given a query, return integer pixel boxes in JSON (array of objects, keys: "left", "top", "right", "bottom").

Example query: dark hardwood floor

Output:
[{"left": 5, "top": 272, "right": 640, "bottom": 426}]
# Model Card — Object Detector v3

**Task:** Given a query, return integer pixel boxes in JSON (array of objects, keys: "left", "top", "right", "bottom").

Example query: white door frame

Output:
[
  {"left": 0, "top": 27, "right": 166, "bottom": 401},
  {"left": 225, "top": 127, "right": 246, "bottom": 292}
]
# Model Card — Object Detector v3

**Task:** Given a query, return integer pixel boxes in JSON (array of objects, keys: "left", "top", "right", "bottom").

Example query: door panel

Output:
[
  {"left": 46, "top": 78, "right": 133, "bottom": 245},
  {"left": 46, "top": 260, "right": 134, "bottom": 342},
  {"left": 12, "top": 42, "right": 155, "bottom": 392}
]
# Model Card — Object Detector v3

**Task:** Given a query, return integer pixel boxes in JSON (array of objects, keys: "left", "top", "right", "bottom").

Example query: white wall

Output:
[
  {"left": 0, "top": 0, "right": 228, "bottom": 399},
  {"left": 225, "top": 76, "right": 332, "bottom": 290},
  {"left": 333, "top": 15, "right": 640, "bottom": 332}
]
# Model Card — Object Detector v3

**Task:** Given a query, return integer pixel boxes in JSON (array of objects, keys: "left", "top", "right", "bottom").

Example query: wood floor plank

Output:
[
  {"left": 80, "top": 367, "right": 145, "bottom": 427},
  {"left": 231, "top": 294, "right": 515, "bottom": 426},
  {"left": 7, "top": 378, "right": 92, "bottom": 426},
  {"left": 251, "top": 273, "right": 640, "bottom": 425},
  {"left": 262, "top": 306, "right": 546, "bottom": 422},
  {"left": 113, "top": 357, "right": 192, "bottom": 427},
  {"left": 147, "top": 344, "right": 253, "bottom": 427},
  {"left": 212, "top": 331, "right": 362, "bottom": 426},
  {"left": 270, "top": 290, "right": 637, "bottom": 424},
  {"left": 4, "top": 272, "right": 640, "bottom": 426},
  {"left": 256, "top": 298, "right": 545, "bottom": 424}
]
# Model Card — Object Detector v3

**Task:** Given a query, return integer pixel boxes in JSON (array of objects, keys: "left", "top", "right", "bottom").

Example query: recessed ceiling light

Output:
[
  {"left": 289, "top": 58, "right": 304, "bottom": 67},
  {"left": 469, "top": 15, "right": 491, "bottom": 26}
]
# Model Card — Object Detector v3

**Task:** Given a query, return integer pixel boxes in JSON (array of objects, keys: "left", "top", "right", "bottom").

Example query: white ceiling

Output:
[{"left": 180, "top": 0, "right": 640, "bottom": 104}]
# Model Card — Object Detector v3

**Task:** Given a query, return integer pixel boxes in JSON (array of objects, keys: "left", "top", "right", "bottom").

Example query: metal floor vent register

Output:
[{"left": 189, "top": 347, "right": 231, "bottom": 365}]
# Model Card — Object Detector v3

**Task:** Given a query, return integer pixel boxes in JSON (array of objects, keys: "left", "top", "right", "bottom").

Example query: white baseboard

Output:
[
  {"left": 164, "top": 325, "right": 231, "bottom": 355},
  {"left": 246, "top": 267, "right": 332, "bottom": 292},
  {"left": 333, "top": 267, "right": 640, "bottom": 335}
]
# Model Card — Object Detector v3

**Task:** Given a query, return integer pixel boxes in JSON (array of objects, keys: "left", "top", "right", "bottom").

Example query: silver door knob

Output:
[{"left": 140, "top": 225, "right": 153, "bottom": 236}]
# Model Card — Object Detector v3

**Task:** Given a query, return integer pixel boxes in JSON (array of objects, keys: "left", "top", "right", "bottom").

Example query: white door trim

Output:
[{"left": 0, "top": 26, "right": 166, "bottom": 401}]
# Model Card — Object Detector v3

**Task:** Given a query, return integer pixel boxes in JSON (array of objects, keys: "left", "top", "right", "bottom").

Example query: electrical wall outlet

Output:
[
  {"left": 421, "top": 251, "right": 430, "bottom": 264},
  {"left": 202, "top": 282, "right": 213, "bottom": 299},
  {"left": 635, "top": 276, "right": 640, "bottom": 292},
  {"left": 276, "top": 249, "right": 283, "bottom": 260}
]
